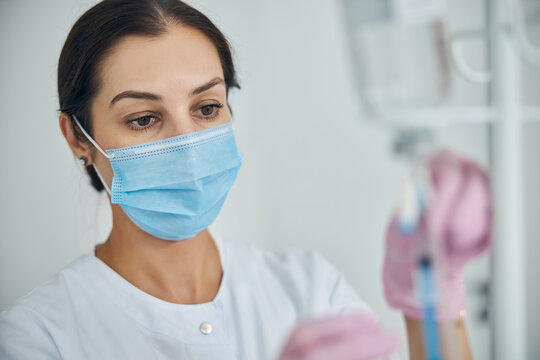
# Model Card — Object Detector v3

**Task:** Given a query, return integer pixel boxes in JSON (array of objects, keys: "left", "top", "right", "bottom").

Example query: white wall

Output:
[
  {"left": 0, "top": 0, "right": 111, "bottom": 308},
  {"left": 1, "top": 0, "right": 538, "bottom": 359}
]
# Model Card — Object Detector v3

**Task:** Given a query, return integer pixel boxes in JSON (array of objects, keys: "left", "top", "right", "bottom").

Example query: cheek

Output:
[
  {"left": 92, "top": 155, "right": 114, "bottom": 188},
  {"left": 87, "top": 135, "right": 114, "bottom": 189},
  {"left": 90, "top": 89, "right": 130, "bottom": 150},
  {"left": 92, "top": 118, "right": 121, "bottom": 150},
  {"left": 198, "top": 114, "right": 231, "bottom": 129},
  {"left": 91, "top": 110, "right": 142, "bottom": 150}
]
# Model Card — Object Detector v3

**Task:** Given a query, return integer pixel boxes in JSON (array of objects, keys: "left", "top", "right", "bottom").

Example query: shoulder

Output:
[
  {"left": 0, "top": 304, "right": 61, "bottom": 359},
  {"left": 224, "top": 239, "right": 373, "bottom": 316},
  {"left": 0, "top": 255, "right": 94, "bottom": 359},
  {"left": 225, "top": 238, "right": 329, "bottom": 282},
  {"left": 225, "top": 237, "right": 333, "bottom": 271},
  {"left": 2, "top": 255, "right": 93, "bottom": 317}
]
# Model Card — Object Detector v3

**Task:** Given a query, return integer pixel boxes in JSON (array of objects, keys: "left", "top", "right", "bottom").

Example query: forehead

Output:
[{"left": 97, "top": 25, "right": 224, "bottom": 97}]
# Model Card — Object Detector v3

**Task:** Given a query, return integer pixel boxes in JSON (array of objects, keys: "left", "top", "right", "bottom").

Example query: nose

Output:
[{"left": 167, "top": 111, "right": 199, "bottom": 137}]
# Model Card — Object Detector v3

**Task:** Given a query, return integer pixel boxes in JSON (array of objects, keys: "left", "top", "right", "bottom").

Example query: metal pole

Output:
[{"left": 489, "top": 0, "right": 527, "bottom": 358}]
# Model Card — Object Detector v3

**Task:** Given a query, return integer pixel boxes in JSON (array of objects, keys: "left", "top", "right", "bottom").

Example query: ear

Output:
[{"left": 59, "top": 113, "right": 94, "bottom": 165}]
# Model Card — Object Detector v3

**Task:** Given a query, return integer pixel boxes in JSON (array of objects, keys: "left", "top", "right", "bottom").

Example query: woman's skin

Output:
[
  {"left": 406, "top": 315, "right": 473, "bottom": 360},
  {"left": 59, "top": 23, "right": 473, "bottom": 358}
]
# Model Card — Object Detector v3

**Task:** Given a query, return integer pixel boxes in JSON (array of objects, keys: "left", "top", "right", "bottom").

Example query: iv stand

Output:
[{"left": 488, "top": 0, "right": 527, "bottom": 358}]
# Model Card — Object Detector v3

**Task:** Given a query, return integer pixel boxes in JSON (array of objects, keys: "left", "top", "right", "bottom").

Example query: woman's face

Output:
[{"left": 89, "top": 24, "right": 230, "bottom": 186}]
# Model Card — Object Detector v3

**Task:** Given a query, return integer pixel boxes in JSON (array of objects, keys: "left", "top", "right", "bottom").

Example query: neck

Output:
[{"left": 95, "top": 204, "right": 223, "bottom": 305}]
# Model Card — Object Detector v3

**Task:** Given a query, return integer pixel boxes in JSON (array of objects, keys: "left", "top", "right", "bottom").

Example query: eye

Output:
[
  {"left": 197, "top": 103, "right": 223, "bottom": 120},
  {"left": 127, "top": 115, "right": 159, "bottom": 131},
  {"left": 201, "top": 105, "right": 215, "bottom": 116}
]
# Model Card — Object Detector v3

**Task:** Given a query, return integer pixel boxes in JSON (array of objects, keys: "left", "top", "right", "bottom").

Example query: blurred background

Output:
[{"left": 0, "top": 0, "right": 538, "bottom": 359}]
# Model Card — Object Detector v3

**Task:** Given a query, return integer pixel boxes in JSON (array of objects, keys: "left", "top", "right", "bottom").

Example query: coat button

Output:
[{"left": 199, "top": 321, "right": 213, "bottom": 335}]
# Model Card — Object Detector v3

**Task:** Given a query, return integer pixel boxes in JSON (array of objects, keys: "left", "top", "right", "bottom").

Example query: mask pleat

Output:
[{"left": 104, "top": 122, "right": 242, "bottom": 241}]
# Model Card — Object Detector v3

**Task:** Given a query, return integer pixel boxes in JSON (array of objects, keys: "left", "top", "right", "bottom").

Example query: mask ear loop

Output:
[
  {"left": 72, "top": 115, "right": 113, "bottom": 195},
  {"left": 72, "top": 115, "right": 114, "bottom": 159},
  {"left": 91, "top": 164, "right": 112, "bottom": 195}
]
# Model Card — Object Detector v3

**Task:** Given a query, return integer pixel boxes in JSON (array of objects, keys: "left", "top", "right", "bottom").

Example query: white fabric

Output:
[{"left": 0, "top": 235, "right": 372, "bottom": 360}]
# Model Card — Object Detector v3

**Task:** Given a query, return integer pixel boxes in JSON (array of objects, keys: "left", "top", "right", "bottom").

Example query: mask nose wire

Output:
[{"left": 71, "top": 115, "right": 112, "bottom": 195}]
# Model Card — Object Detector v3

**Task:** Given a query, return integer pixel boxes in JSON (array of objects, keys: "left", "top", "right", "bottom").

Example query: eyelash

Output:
[
  {"left": 127, "top": 115, "right": 158, "bottom": 131},
  {"left": 126, "top": 103, "right": 224, "bottom": 131},
  {"left": 199, "top": 103, "right": 223, "bottom": 120}
]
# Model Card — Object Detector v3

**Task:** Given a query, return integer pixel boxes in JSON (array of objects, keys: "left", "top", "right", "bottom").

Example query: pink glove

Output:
[
  {"left": 278, "top": 313, "right": 400, "bottom": 360},
  {"left": 383, "top": 150, "right": 492, "bottom": 321}
]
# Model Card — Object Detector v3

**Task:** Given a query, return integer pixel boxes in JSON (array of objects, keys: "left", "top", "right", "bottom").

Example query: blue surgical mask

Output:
[{"left": 73, "top": 116, "right": 242, "bottom": 241}]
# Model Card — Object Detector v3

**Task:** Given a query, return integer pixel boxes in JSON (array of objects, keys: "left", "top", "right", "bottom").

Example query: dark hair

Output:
[{"left": 58, "top": 0, "right": 240, "bottom": 191}]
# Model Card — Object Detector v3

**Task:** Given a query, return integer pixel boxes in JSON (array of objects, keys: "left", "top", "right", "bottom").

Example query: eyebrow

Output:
[
  {"left": 110, "top": 91, "right": 161, "bottom": 106},
  {"left": 189, "top": 77, "right": 225, "bottom": 97},
  {"left": 109, "top": 77, "right": 225, "bottom": 107}
]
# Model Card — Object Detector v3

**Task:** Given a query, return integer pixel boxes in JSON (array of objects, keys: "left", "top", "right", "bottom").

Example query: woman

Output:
[{"left": 0, "top": 1, "right": 491, "bottom": 359}]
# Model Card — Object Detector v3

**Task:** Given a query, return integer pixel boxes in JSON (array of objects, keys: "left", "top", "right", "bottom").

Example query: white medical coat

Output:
[{"left": 0, "top": 235, "right": 372, "bottom": 359}]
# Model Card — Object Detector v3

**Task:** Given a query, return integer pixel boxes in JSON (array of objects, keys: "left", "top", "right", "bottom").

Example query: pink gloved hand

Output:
[
  {"left": 383, "top": 150, "right": 492, "bottom": 322},
  {"left": 278, "top": 313, "right": 400, "bottom": 360}
]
